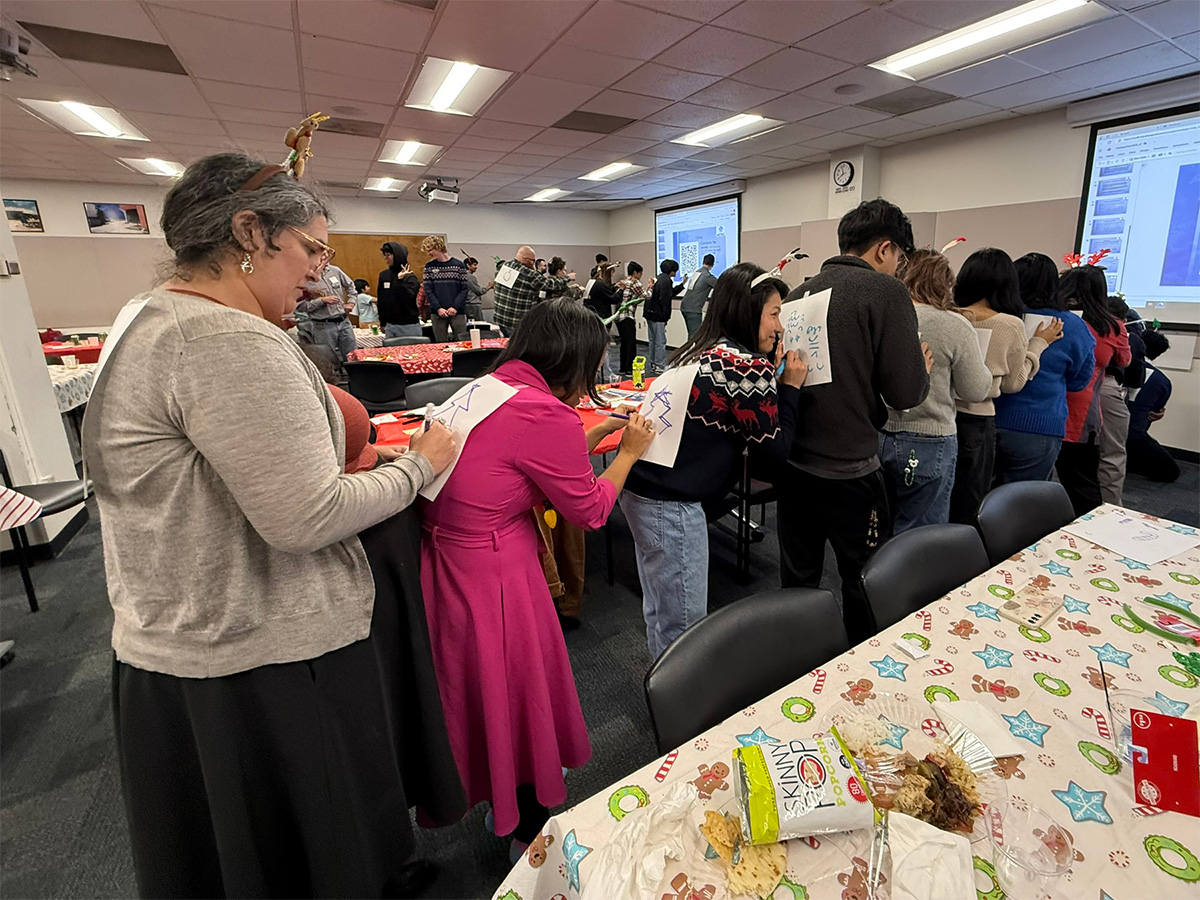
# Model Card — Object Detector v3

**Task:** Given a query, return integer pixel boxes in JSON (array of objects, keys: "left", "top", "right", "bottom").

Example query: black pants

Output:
[
  {"left": 1056, "top": 439, "right": 1103, "bottom": 516},
  {"left": 616, "top": 318, "right": 637, "bottom": 375},
  {"left": 1127, "top": 431, "right": 1180, "bottom": 483},
  {"left": 777, "top": 466, "right": 891, "bottom": 645},
  {"left": 949, "top": 412, "right": 996, "bottom": 525},
  {"left": 512, "top": 784, "right": 550, "bottom": 844}
]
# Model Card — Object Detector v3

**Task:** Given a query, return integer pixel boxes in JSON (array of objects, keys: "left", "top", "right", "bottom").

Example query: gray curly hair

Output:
[{"left": 161, "top": 152, "right": 330, "bottom": 279}]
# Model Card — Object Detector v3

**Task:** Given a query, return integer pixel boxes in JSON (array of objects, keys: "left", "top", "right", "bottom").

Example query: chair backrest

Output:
[
  {"left": 343, "top": 361, "right": 407, "bottom": 406},
  {"left": 977, "top": 481, "right": 1076, "bottom": 565},
  {"left": 860, "top": 524, "right": 990, "bottom": 632},
  {"left": 383, "top": 335, "right": 431, "bottom": 346},
  {"left": 644, "top": 588, "right": 848, "bottom": 753},
  {"left": 451, "top": 347, "right": 502, "bottom": 378},
  {"left": 404, "top": 377, "right": 472, "bottom": 408}
]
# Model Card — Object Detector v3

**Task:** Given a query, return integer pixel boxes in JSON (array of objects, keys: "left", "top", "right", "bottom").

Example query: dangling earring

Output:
[{"left": 240, "top": 252, "right": 254, "bottom": 275}]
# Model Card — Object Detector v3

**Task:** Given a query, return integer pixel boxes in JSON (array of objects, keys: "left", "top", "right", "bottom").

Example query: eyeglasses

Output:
[{"left": 288, "top": 226, "right": 335, "bottom": 265}]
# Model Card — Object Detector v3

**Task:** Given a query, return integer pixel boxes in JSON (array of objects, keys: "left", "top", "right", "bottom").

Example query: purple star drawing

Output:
[
  {"left": 442, "top": 382, "right": 481, "bottom": 428},
  {"left": 647, "top": 387, "right": 674, "bottom": 430}
]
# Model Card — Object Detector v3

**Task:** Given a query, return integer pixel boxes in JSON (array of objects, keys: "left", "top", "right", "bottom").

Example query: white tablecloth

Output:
[
  {"left": 354, "top": 328, "right": 383, "bottom": 349},
  {"left": 47, "top": 363, "right": 97, "bottom": 413}
]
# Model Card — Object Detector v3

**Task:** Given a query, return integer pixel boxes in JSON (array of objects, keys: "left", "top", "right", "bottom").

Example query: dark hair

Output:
[
  {"left": 1059, "top": 266, "right": 1117, "bottom": 336},
  {"left": 463, "top": 256, "right": 477, "bottom": 266},
  {"left": 491, "top": 299, "right": 608, "bottom": 403},
  {"left": 627, "top": 261, "right": 643, "bottom": 276},
  {"left": 595, "top": 253, "right": 608, "bottom": 264},
  {"left": 548, "top": 255, "right": 567, "bottom": 275},
  {"left": 535, "top": 258, "right": 545, "bottom": 268},
  {"left": 1014, "top": 252, "right": 1062, "bottom": 311},
  {"left": 670, "top": 262, "right": 788, "bottom": 366},
  {"left": 837, "top": 198, "right": 914, "bottom": 256},
  {"left": 353, "top": 278, "right": 368, "bottom": 292},
  {"left": 1107, "top": 295, "right": 1130, "bottom": 320},
  {"left": 1142, "top": 327, "right": 1170, "bottom": 360},
  {"left": 703, "top": 253, "right": 715, "bottom": 266},
  {"left": 161, "top": 152, "right": 329, "bottom": 279},
  {"left": 660, "top": 259, "right": 679, "bottom": 275},
  {"left": 953, "top": 247, "right": 1023, "bottom": 317}
]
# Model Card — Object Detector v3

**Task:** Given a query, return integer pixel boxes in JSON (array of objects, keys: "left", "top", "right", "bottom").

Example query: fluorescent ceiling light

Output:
[
  {"left": 580, "top": 162, "right": 636, "bottom": 182},
  {"left": 430, "top": 62, "right": 479, "bottom": 111},
  {"left": 870, "top": 0, "right": 1092, "bottom": 79},
  {"left": 18, "top": 98, "right": 149, "bottom": 140},
  {"left": 526, "top": 188, "right": 567, "bottom": 202},
  {"left": 676, "top": 114, "right": 764, "bottom": 147},
  {"left": 61, "top": 100, "right": 121, "bottom": 136},
  {"left": 364, "top": 177, "right": 406, "bottom": 192},
  {"left": 405, "top": 57, "right": 511, "bottom": 117},
  {"left": 390, "top": 141, "right": 421, "bottom": 163},
  {"left": 120, "top": 157, "right": 184, "bottom": 177},
  {"left": 378, "top": 140, "right": 441, "bottom": 166}
]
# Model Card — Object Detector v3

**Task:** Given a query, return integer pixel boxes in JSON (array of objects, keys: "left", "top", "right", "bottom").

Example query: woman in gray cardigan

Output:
[{"left": 83, "top": 153, "right": 459, "bottom": 898}]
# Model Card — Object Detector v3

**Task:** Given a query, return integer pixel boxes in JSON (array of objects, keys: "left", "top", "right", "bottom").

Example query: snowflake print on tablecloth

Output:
[
  {"left": 1063, "top": 596, "right": 1090, "bottom": 615},
  {"left": 1116, "top": 556, "right": 1151, "bottom": 571},
  {"left": 1144, "top": 691, "right": 1189, "bottom": 717},
  {"left": 974, "top": 644, "right": 1014, "bottom": 669},
  {"left": 894, "top": 693, "right": 908, "bottom": 702},
  {"left": 1066, "top": 648, "right": 1081, "bottom": 658},
  {"left": 1110, "top": 850, "right": 1130, "bottom": 868},
  {"left": 1126, "top": 672, "right": 1142, "bottom": 682},
  {"left": 1011, "top": 795, "right": 1029, "bottom": 811},
  {"left": 1091, "top": 642, "right": 1133, "bottom": 668},
  {"left": 868, "top": 638, "right": 881, "bottom": 647},
  {"left": 1153, "top": 592, "right": 1193, "bottom": 611},
  {"left": 967, "top": 601, "right": 1000, "bottom": 620},
  {"left": 1042, "top": 560, "right": 1072, "bottom": 576},
  {"left": 1052, "top": 781, "right": 1113, "bottom": 824},
  {"left": 1038, "top": 754, "right": 1056, "bottom": 767},
  {"left": 1165, "top": 523, "right": 1198, "bottom": 536},
  {"left": 945, "top": 645, "right": 959, "bottom": 654},
  {"left": 937, "top": 604, "right": 950, "bottom": 614},
  {"left": 993, "top": 629, "right": 1007, "bottom": 639},
  {"left": 1132, "top": 643, "right": 1146, "bottom": 653},
  {"left": 870, "top": 655, "right": 908, "bottom": 681},
  {"left": 693, "top": 738, "right": 709, "bottom": 751},
  {"left": 742, "top": 706, "right": 756, "bottom": 716},
  {"left": 837, "top": 662, "right": 850, "bottom": 673},
  {"left": 1004, "top": 710, "right": 1051, "bottom": 745},
  {"left": 1053, "top": 708, "right": 1068, "bottom": 720}
]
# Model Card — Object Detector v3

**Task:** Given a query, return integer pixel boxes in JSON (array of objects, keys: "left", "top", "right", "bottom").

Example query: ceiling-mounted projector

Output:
[
  {"left": 418, "top": 178, "right": 459, "bottom": 204},
  {"left": 0, "top": 28, "right": 36, "bottom": 81}
]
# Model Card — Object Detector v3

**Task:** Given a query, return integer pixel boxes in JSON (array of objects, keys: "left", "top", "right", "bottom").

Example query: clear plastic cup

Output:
[
  {"left": 63, "top": 355, "right": 78, "bottom": 368},
  {"left": 986, "top": 800, "right": 1073, "bottom": 900}
]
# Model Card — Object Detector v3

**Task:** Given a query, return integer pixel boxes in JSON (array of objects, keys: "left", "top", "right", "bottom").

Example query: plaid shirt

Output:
[
  {"left": 614, "top": 276, "right": 649, "bottom": 321},
  {"left": 492, "top": 259, "right": 573, "bottom": 331}
]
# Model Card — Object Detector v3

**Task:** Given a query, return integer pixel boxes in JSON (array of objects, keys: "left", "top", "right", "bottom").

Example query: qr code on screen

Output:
[{"left": 679, "top": 242, "right": 700, "bottom": 275}]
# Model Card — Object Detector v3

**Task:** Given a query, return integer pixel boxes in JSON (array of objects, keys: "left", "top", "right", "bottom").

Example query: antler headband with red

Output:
[{"left": 1063, "top": 248, "right": 1111, "bottom": 268}]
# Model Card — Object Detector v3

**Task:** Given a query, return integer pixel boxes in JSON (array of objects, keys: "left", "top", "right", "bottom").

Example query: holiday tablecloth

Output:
[
  {"left": 348, "top": 338, "right": 507, "bottom": 374},
  {"left": 492, "top": 505, "right": 1200, "bottom": 900},
  {"left": 46, "top": 363, "right": 97, "bottom": 413},
  {"left": 353, "top": 328, "right": 383, "bottom": 349}
]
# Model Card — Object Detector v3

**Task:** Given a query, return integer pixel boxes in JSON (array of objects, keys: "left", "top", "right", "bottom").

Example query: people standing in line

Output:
[
  {"left": 590, "top": 253, "right": 608, "bottom": 278},
  {"left": 622, "top": 263, "right": 807, "bottom": 659},
  {"left": 880, "top": 249, "right": 992, "bottom": 533},
  {"left": 295, "top": 261, "right": 358, "bottom": 362},
  {"left": 645, "top": 259, "right": 683, "bottom": 374},
  {"left": 492, "top": 245, "right": 576, "bottom": 335},
  {"left": 584, "top": 261, "right": 620, "bottom": 320},
  {"left": 548, "top": 256, "right": 583, "bottom": 301},
  {"left": 418, "top": 300, "right": 654, "bottom": 862},
  {"left": 993, "top": 253, "right": 1096, "bottom": 486},
  {"left": 1126, "top": 328, "right": 1179, "bottom": 483},
  {"left": 777, "top": 198, "right": 931, "bottom": 645},
  {"left": 615, "top": 262, "right": 650, "bottom": 379},
  {"left": 421, "top": 235, "right": 469, "bottom": 343},
  {"left": 535, "top": 257, "right": 548, "bottom": 274},
  {"left": 1055, "top": 265, "right": 1131, "bottom": 516},
  {"left": 948, "top": 247, "right": 1060, "bottom": 525},
  {"left": 377, "top": 241, "right": 422, "bottom": 338},
  {"left": 679, "top": 253, "right": 718, "bottom": 339},
  {"left": 463, "top": 256, "right": 491, "bottom": 322},
  {"left": 1096, "top": 295, "right": 1146, "bottom": 504},
  {"left": 352, "top": 277, "right": 378, "bottom": 326},
  {"left": 83, "top": 152, "right": 462, "bottom": 898}
]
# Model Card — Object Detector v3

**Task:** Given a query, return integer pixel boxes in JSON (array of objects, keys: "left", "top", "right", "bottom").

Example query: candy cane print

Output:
[
  {"left": 1024, "top": 649, "right": 1061, "bottom": 664},
  {"left": 1133, "top": 805, "right": 1166, "bottom": 817},
  {"left": 810, "top": 668, "right": 827, "bottom": 694},
  {"left": 1065, "top": 535, "right": 1077, "bottom": 549},
  {"left": 998, "top": 569, "right": 1014, "bottom": 586},
  {"left": 917, "top": 611, "right": 932, "bottom": 632},
  {"left": 922, "top": 718, "right": 944, "bottom": 738},
  {"left": 801, "top": 836, "right": 821, "bottom": 850},
  {"left": 926, "top": 659, "right": 954, "bottom": 676},
  {"left": 1082, "top": 707, "right": 1112, "bottom": 740},
  {"left": 655, "top": 750, "right": 678, "bottom": 782}
]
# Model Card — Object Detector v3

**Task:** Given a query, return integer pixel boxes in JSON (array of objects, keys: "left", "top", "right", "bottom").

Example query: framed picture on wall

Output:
[
  {"left": 4, "top": 198, "right": 44, "bottom": 233},
  {"left": 83, "top": 202, "right": 150, "bottom": 235}
]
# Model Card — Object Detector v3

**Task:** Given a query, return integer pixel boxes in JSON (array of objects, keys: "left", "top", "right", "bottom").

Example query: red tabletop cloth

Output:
[
  {"left": 347, "top": 338, "right": 507, "bottom": 375},
  {"left": 43, "top": 342, "right": 103, "bottom": 364}
]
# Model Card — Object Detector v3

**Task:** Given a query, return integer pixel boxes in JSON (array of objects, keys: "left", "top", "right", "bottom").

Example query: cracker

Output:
[{"left": 700, "top": 811, "right": 787, "bottom": 898}]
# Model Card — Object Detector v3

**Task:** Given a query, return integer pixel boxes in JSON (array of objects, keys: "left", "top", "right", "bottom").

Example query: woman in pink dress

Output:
[{"left": 419, "top": 299, "right": 655, "bottom": 855}]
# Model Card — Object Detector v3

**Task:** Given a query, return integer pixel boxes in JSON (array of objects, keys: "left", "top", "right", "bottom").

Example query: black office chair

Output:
[
  {"left": 473, "top": 326, "right": 502, "bottom": 340},
  {"left": 404, "top": 377, "right": 471, "bottom": 408},
  {"left": 977, "top": 481, "right": 1076, "bottom": 565},
  {"left": 383, "top": 335, "right": 431, "bottom": 346},
  {"left": 1, "top": 452, "right": 90, "bottom": 612},
  {"left": 644, "top": 588, "right": 848, "bottom": 753},
  {"left": 343, "top": 361, "right": 407, "bottom": 414},
  {"left": 860, "top": 524, "right": 990, "bottom": 633},
  {"left": 450, "top": 347, "right": 502, "bottom": 378}
]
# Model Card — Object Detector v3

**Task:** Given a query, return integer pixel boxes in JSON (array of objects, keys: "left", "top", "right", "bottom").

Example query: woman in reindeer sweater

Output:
[{"left": 621, "top": 262, "right": 807, "bottom": 660}]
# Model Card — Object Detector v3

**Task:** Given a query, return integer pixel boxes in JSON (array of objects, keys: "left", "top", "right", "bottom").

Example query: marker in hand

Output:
[
  {"left": 597, "top": 410, "right": 631, "bottom": 420},
  {"left": 422, "top": 402, "right": 436, "bottom": 432}
]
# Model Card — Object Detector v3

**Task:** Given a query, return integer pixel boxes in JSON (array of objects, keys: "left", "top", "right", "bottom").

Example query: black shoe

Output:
[
  {"left": 558, "top": 612, "right": 581, "bottom": 633},
  {"left": 384, "top": 859, "right": 438, "bottom": 898}
]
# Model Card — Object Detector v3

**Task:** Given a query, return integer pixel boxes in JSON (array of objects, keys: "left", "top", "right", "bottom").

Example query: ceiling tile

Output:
[
  {"left": 682, "top": 79, "right": 785, "bottom": 112},
  {"left": 211, "top": 105, "right": 308, "bottom": 127},
  {"left": 531, "top": 127, "right": 608, "bottom": 147},
  {"left": 453, "top": 135, "right": 524, "bottom": 153},
  {"left": 654, "top": 26, "right": 785, "bottom": 77},
  {"left": 646, "top": 101, "right": 727, "bottom": 128},
  {"left": 559, "top": 2, "right": 701, "bottom": 60},
  {"left": 585, "top": 134, "right": 660, "bottom": 154},
  {"left": 579, "top": 89, "right": 673, "bottom": 119},
  {"left": 711, "top": 0, "right": 871, "bottom": 45},
  {"left": 732, "top": 48, "right": 852, "bottom": 92},
  {"left": 1173, "top": 31, "right": 1199, "bottom": 57},
  {"left": 846, "top": 115, "right": 929, "bottom": 138},
  {"left": 124, "top": 110, "right": 220, "bottom": 135},
  {"left": 304, "top": 69, "right": 406, "bottom": 106},
  {"left": 899, "top": 97, "right": 998, "bottom": 125},
  {"left": 388, "top": 105, "right": 475, "bottom": 133},
  {"left": 148, "top": 0, "right": 294, "bottom": 29},
  {"left": 482, "top": 74, "right": 599, "bottom": 126},
  {"left": 801, "top": 131, "right": 869, "bottom": 151},
  {"left": 527, "top": 43, "right": 643, "bottom": 87},
  {"left": 920, "top": 55, "right": 1046, "bottom": 97},
  {"left": 1091, "top": 61, "right": 1199, "bottom": 92},
  {"left": 611, "top": 62, "right": 721, "bottom": 100},
  {"left": 502, "top": 151, "right": 563, "bottom": 167},
  {"left": 225, "top": 121, "right": 290, "bottom": 142},
  {"left": 1009, "top": 16, "right": 1161, "bottom": 72},
  {"left": 637, "top": 140, "right": 707, "bottom": 159},
  {"left": 1056, "top": 40, "right": 1195, "bottom": 86},
  {"left": 465, "top": 120, "right": 545, "bottom": 141},
  {"left": 802, "top": 105, "right": 889, "bottom": 131},
  {"left": 796, "top": 65, "right": 918, "bottom": 105},
  {"left": 1132, "top": 0, "right": 1200, "bottom": 37},
  {"left": 885, "top": 0, "right": 1027, "bottom": 30},
  {"left": 615, "top": 120, "right": 692, "bottom": 141},
  {"left": 437, "top": 147, "right": 507, "bottom": 164},
  {"left": 306, "top": 95, "right": 396, "bottom": 124},
  {"left": 746, "top": 91, "right": 840, "bottom": 122},
  {"left": 970, "top": 74, "right": 1083, "bottom": 109},
  {"left": 150, "top": 6, "right": 299, "bottom": 90},
  {"left": 296, "top": 0, "right": 432, "bottom": 52},
  {"left": 299, "top": 35, "right": 415, "bottom": 82},
  {"left": 64, "top": 61, "right": 214, "bottom": 118},
  {"left": 428, "top": 0, "right": 589, "bottom": 71},
  {"left": 796, "top": 10, "right": 940, "bottom": 66},
  {"left": 8, "top": 0, "right": 166, "bottom": 42}
]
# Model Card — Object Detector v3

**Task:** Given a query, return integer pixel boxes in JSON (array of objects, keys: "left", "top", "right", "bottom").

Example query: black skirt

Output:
[{"left": 113, "top": 508, "right": 466, "bottom": 899}]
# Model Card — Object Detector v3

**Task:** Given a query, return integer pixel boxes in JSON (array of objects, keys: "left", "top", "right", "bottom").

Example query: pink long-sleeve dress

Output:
[{"left": 419, "top": 359, "right": 617, "bottom": 836}]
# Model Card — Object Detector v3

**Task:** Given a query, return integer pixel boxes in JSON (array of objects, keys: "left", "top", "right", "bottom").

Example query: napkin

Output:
[
  {"left": 933, "top": 700, "right": 1024, "bottom": 759},
  {"left": 888, "top": 813, "right": 973, "bottom": 900}
]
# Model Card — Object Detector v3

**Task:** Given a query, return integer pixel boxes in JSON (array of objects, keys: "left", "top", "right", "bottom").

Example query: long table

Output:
[
  {"left": 491, "top": 506, "right": 1200, "bottom": 900},
  {"left": 348, "top": 338, "right": 508, "bottom": 375},
  {"left": 42, "top": 341, "right": 102, "bottom": 365}
]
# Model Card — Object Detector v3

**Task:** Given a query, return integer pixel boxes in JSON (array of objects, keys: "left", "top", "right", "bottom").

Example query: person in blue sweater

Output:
[
  {"left": 421, "top": 235, "right": 469, "bottom": 342},
  {"left": 993, "top": 253, "right": 1095, "bottom": 484},
  {"left": 1126, "top": 328, "right": 1179, "bottom": 483}
]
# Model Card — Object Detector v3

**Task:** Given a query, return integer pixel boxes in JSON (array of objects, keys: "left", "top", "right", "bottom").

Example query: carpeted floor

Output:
[{"left": 1, "top": 462, "right": 1196, "bottom": 900}]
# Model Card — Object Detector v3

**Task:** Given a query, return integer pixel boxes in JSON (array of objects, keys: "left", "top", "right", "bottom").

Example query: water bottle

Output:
[{"left": 631, "top": 356, "right": 646, "bottom": 389}]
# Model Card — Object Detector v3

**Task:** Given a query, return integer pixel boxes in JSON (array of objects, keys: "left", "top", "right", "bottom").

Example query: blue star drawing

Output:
[
  {"left": 870, "top": 655, "right": 908, "bottom": 681},
  {"left": 1003, "top": 710, "right": 1051, "bottom": 746},
  {"left": 878, "top": 716, "right": 909, "bottom": 750},
  {"left": 1041, "top": 560, "right": 1072, "bottom": 576},
  {"left": 973, "top": 644, "right": 1014, "bottom": 669},
  {"left": 1027, "top": 541, "right": 1041, "bottom": 553},
  {"left": 1090, "top": 642, "right": 1132, "bottom": 668},
  {"left": 736, "top": 727, "right": 780, "bottom": 747},
  {"left": 561, "top": 829, "right": 591, "bottom": 891},
  {"left": 1154, "top": 592, "right": 1193, "bottom": 612},
  {"left": 967, "top": 601, "right": 1000, "bottom": 620},
  {"left": 645, "top": 387, "right": 674, "bottom": 431},
  {"left": 1116, "top": 556, "right": 1151, "bottom": 571},
  {"left": 1063, "top": 595, "right": 1090, "bottom": 615},
  {"left": 1166, "top": 524, "right": 1198, "bottom": 536},
  {"left": 1143, "top": 692, "right": 1190, "bottom": 717},
  {"left": 1052, "top": 781, "right": 1112, "bottom": 824}
]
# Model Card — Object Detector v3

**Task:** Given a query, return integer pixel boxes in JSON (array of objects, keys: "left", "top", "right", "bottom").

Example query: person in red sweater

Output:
[{"left": 1054, "top": 265, "right": 1131, "bottom": 515}]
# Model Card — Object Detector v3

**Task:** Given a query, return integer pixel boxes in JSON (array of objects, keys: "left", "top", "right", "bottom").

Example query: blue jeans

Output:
[
  {"left": 994, "top": 428, "right": 1062, "bottom": 485},
  {"left": 646, "top": 321, "right": 667, "bottom": 371},
  {"left": 619, "top": 491, "right": 709, "bottom": 660},
  {"left": 879, "top": 431, "right": 957, "bottom": 533},
  {"left": 302, "top": 317, "right": 355, "bottom": 363},
  {"left": 384, "top": 323, "right": 422, "bottom": 338}
]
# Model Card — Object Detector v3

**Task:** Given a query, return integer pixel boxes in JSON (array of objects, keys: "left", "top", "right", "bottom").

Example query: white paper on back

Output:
[
  {"left": 1023, "top": 314, "right": 1055, "bottom": 342},
  {"left": 686, "top": 270, "right": 702, "bottom": 291},
  {"left": 1155, "top": 332, "right": 1197, "bottom": 371},
  {"left": 974, "top": 327, "right": 992, "bottom": 361},
  {"left": 1061, "top": 506, "right": 1199, "bottom": 565},
  {"left": 418, "top": 375, "right": 519, "bottom": 500},
  {"left": 583, "top": 279, "right": 596, "bottom": 299},
  {"left": 779, "top": 288, "right": 832, "bottom": 386},
  {"left": 638, "top": 363, "right": 701, "bottom": 468},
  {"left": 494, "top": 264, "right": 519, "bottom": 289}
]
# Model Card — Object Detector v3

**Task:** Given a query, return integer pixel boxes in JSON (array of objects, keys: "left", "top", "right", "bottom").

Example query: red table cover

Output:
[{"left": 348, "top": 338, "right": 507, "bottom": 375}]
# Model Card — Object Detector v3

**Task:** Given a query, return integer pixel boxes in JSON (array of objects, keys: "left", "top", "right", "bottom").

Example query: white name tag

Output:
[
  {"left": 383, "top": 281, "right": 391, "bottom": 289},
  {"left": 494, "top": 265, "right": 520, "bottom": 289}
]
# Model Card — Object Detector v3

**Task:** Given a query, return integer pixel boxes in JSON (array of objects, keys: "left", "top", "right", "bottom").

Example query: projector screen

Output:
[
  {"left": 1076, "top": 107, "right": 1200, "bottom": 325},
  {"left": 655, "top": 195, "right": 740, "bottom": 284}
]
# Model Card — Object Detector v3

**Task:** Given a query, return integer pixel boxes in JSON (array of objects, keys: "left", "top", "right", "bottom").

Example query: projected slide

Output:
[
  {"left": 655, "top": 196, "right": 739, "bottom": 283},
  {"left": 1078, "top": 110, "right": 1200, "bottom": 323}
]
